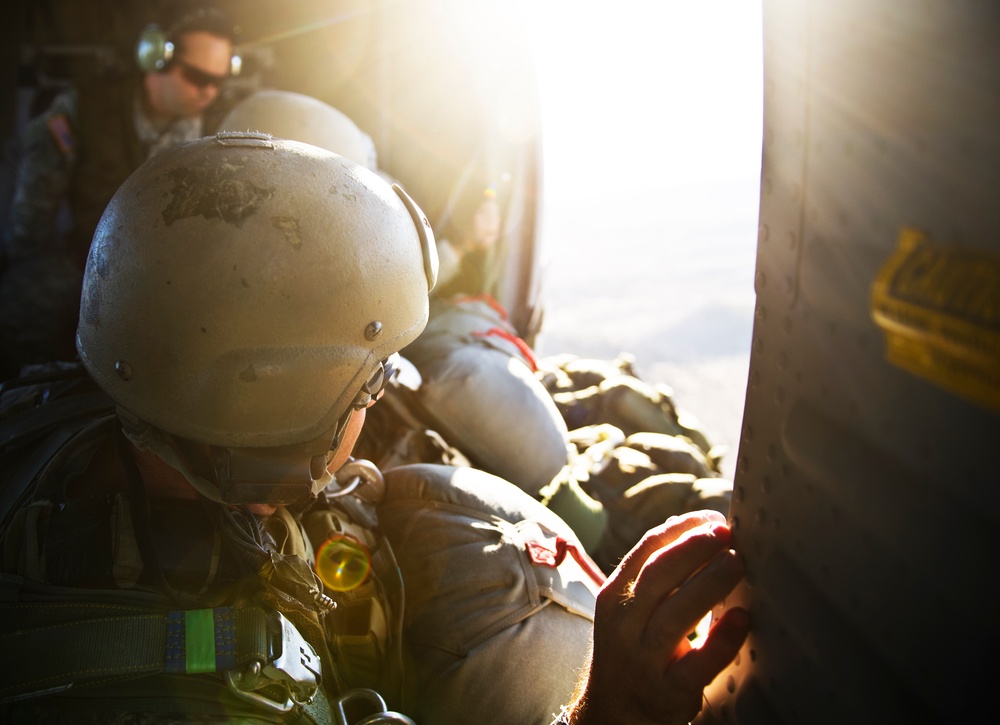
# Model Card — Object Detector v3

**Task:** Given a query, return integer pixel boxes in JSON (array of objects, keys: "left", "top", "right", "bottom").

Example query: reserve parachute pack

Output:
[
  {"left": 357, "top": 346, "right": 734, "bottom": 575},
  {"left": 400, "top": 294, "right": 571, "bottom": 497}
]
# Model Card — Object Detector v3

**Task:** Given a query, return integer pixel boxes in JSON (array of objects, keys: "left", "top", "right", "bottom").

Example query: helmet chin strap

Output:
[
  {"left": 117, "top": 407, "right": 343, "bottom": 506},
  {"left": 117, "top": 408, "right": 228, "bottom": 504}
]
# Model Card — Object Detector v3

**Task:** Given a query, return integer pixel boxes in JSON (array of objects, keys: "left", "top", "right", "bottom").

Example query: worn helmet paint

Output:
[
  {"left": 218, "top": 89, "right": 378, "bottom": 170},
  {"left": 77, "top": 133, "right": 437, "bottom": 450}
]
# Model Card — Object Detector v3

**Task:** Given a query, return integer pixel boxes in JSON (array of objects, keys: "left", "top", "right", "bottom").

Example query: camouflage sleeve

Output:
[{"left": 1, "top": 90, "right": 78, "bottom": 262}]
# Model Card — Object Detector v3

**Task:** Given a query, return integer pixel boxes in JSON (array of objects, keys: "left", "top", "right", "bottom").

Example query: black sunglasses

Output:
[{"left": 173, "top": 57, "right": 228, "bottom": 89}]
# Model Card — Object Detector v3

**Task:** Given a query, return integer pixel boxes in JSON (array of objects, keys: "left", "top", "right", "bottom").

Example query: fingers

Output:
[
  {"left": 616, "top": 520, "right": 735, "bottom": 637},
  {"left": 579, "top": 607, "right": 750, "bottom": 725},
  {"left": 668, "top": 607, "right": 750, "bottom": 692},
  {"left": 576, "top": 513, "right": 750, "bottom": 725},
  {"left": 603, "top": 511, "right": 727, "bottom": 606},
  {"left": 643, "top": 547, "right": 746, "bottom": 658}
]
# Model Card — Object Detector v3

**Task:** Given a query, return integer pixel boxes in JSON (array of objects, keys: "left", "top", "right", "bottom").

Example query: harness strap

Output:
[
  {"left": 0, "top": 390, "right": 114, "bottom": 451},
  {"left": 0, "top": 422, "right": 78, "bottom": 530},
  {"left": 0, "top": 392, "right": 116, "bottom": 530},
  {"left": 0, "top": 604, "right": 270, "bottom": 702}
]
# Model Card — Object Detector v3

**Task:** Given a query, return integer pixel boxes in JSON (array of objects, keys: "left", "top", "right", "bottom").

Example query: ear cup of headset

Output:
[{"left": 136, "top": 24, "right": 174, "bottom": 73}]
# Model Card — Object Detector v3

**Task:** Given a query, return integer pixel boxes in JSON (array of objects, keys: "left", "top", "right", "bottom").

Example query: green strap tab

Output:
[
  {"left": 184, "top": 608, "right": 216, "bottom": 674},
  {"left": 165, "top": 607, "right": 241, "bottom": 674}
]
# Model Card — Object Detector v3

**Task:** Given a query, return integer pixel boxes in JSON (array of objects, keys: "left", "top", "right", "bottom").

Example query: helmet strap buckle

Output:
[{"left": 212, "top": 446, "right": 316, "bottom": 506}]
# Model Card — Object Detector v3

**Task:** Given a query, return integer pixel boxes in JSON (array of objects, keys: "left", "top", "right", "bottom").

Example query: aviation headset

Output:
[{"left": 135, "top": 6, "right": 241, "bottom": 77}]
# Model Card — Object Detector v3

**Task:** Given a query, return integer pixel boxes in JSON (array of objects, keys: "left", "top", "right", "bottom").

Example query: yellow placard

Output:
[{"left": 871, "top": 228, "right": 1000, "bottom": 412}]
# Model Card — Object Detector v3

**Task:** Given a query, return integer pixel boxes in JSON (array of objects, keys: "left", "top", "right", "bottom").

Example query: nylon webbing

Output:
[
  {"left": 0, "top": 604, "right": 271, "bottom": 701},
  {"left": 0, "top": 410, "right": 115, "bottom": 530}
]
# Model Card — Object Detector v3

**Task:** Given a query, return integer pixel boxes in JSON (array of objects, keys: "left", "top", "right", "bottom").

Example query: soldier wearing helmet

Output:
[
  {"left": 215, "top": 91, "right": 573, "bottom": 499},
  {"left": 217, "top": 89, "right": 380, "bottom": 173},
  {"left": 0, "top": 134, "right": 748, "bottom": 724},
  {"left": 0, "top": 2, "right": 238, "bottom": 379}
]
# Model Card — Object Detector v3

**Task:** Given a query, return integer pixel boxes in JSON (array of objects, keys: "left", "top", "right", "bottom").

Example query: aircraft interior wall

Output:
[{"left": 698, "top": 1, "right": 1000, "bottom": 722}]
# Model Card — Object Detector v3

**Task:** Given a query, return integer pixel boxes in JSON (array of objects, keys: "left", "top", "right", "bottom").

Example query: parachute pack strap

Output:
[
  {"left": 471, "top": 327, "right": 539, "bottom": 371},
  {"left": 0, "top": 605, "right": 271, "bottom": 703},
  {"left": 451, "top": 293, "right": 510, "bottom": 321},
  {"left": 113, "top": 421, "right": 180, "bottom": 602},
  {"left": 0, "top": 390, "right": 114, "bottom": 450}
]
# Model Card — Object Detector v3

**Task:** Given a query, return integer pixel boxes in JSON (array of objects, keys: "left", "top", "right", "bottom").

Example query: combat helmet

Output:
[
  {"left": 77, "top": 132, "right": 438, "bottom": 504},
  {"left": 218, "top": 89, "right": 379, "bottom": 170}
]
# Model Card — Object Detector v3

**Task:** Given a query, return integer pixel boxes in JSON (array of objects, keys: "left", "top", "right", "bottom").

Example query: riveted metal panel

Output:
[{"left": 699, "top": 2, "right": 1000, "bottom": 723}]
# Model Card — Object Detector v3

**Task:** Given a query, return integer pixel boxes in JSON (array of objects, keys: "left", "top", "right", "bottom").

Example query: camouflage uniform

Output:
[{"left": 0, "top": 81, "right": 202, "bottom": 379}]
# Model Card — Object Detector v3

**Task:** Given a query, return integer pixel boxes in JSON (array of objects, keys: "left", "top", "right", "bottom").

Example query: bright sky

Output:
[
  {"left": 526, "top": 0, "right": 764, "bottom": 233},
  {"left": 523, "top": 0, "right": 763, "bottom": 322},
  {"left": 524, "top": 1, "right": 764, "bottom": 474}
]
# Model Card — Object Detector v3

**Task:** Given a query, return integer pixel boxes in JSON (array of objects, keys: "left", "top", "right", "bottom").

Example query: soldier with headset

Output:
[
  {"left": 0, "top": 133, "right": 749, "bottom": 723},
  {"left": 0, "top": 2, "right": 239, "bottom": 380}
]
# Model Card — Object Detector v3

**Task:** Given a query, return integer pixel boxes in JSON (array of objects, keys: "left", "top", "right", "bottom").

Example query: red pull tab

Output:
[
  {"left": 525, "top": 536, "right": 607, "bottom": 587},
  {"left": 525, "top": 540, "right": 560, "bottom": 568},
  {"left": 472, "top": 327, "right": 540, "bottom": 371},
  {"left": 452, "top": 293, "right": 510, "bottom": 320}
]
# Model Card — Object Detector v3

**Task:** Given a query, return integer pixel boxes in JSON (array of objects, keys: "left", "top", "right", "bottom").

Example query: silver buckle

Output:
[
  {"left": 225, "top": 611, "right": 321, "bottom": 712},
  {"left": 265, "top": 611, "right": 321, "bottom": 701}
]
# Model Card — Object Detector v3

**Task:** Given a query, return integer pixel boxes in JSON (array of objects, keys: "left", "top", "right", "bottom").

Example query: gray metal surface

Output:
[{"left": 699, "top": 1, "right": 1000, "bottom": 722}]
